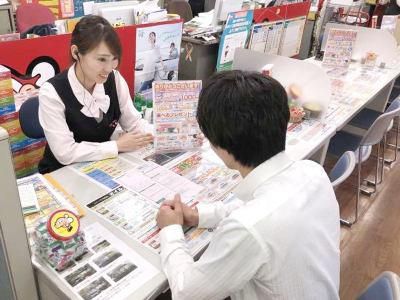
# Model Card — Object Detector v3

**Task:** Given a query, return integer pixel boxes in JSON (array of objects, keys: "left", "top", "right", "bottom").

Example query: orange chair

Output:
[{"left": 16, "top": 3, "right": 55, "bottom": 34}]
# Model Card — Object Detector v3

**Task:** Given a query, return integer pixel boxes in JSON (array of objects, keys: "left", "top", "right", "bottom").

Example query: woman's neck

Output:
[{"left": 74, "top": 63, "right": 95, "bottom": 94}]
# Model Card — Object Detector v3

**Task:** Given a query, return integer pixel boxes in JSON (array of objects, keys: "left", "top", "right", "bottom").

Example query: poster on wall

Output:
[
  {"left": 216, "top": 10, "right": 253, "bottom": 71},
  {"left": 134, "top": 23, "right": 182, "bottom": 97},
  {"left": 278, "top": 17, "right": 306, "bottom": 57},
  {"left": 322, "top": 28, "right": 357, "bottom": 68},
  {"left": 153, "top": 80, "right": 202, "bottom": 152},
  {"left": 249, "top": 23, "right": 269, "bottom": 53},
  {"left": 248, "top": 21, "right": 285, "bottom": 55}
]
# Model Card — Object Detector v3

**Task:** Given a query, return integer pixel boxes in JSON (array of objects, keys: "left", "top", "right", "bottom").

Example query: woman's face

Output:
[{"left": 74, "top": 41, "right": 119, "bottom": 86}]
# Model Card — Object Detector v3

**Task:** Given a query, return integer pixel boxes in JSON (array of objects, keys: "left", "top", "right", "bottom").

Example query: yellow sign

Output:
[{"left": 48, "top": 209, "right": 80, "bottom": 241}]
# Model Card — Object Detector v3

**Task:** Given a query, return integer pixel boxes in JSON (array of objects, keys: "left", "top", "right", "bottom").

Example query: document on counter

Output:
[
  {"left": 87, "top": 187, "right": 211, "bottom": 254},
  {"left": 117, "top": 160, "right": 204, "bottom": 206},
  {"left": 38, "top": 222, "right": 159, "bottom": 300},
  {"left": 69, "top": 158, "right": 140, "bottom": 190},
  {"left": 322, "top": 28, "right": 357, "bottom": 68},
  {"left": 169, "top": 153, "right": 242, "bottom": 203},
  {"left": 126, "top": 144, "right": 190, "bottom": 168},
  {"left": 18, "top": 183, "right": 40, "bottom": 215},
  {"left": 17, "top": 174, "right": 79, "bottom": 231}
]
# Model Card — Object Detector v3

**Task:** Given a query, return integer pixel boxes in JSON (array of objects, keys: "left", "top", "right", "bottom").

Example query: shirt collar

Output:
[
  {"left": 67, "top": 64, "right": 110, "bottom": 118},
  {"left": 233, "top": 152, "right": 294, "bottom": 202}
]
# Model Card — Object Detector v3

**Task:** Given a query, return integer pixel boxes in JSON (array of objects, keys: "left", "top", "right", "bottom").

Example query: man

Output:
[{"left": 156, "top": 70, "right": 340, "bottom": 300}]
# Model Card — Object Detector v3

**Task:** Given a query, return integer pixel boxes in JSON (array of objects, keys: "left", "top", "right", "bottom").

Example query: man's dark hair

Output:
[{"left": 197, "top": 70, "right": 289, "bottom": 168}]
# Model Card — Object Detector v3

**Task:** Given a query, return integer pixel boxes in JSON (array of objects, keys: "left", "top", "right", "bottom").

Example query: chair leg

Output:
[
  {"left": 340, "top": 149, "right": 361, "bottom": 227},
  {"left": 379, "top": 136, "right": 386, "bottom": 184},
  {"left": 362, "top": 143, "right": 380, "bottom": 195},
  {"left": 385, "top": 118, "right": 399, "bottom": 165}
]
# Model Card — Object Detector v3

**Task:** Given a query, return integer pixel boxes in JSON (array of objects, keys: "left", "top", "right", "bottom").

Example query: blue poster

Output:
[{"left": 216, "top": 10, "right": 254, "bottom": 71}]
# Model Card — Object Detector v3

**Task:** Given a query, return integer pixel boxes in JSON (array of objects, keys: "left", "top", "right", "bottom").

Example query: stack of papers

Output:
[{"left": 18, "top": 183, "right": 40, "bottom": 215}]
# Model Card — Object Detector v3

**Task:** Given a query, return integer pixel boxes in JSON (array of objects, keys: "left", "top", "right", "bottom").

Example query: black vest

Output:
[{"left": 38, "top": 70, "right": 121, "bottom": 174}]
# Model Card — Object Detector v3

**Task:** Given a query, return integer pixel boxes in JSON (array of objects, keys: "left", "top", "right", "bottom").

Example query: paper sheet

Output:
[
  {"left": 87, "top": 187, "right": 211, "bottom": 254},
  {"left": 117, "top": 160, "right": 204, "bottom": 206},
  {"left": 169, "top": 153, "right": 242, "bottom": 203},
  {"left": 18, "top": 183, "right": 40, "bottom": 215},
  {"left": 17, "top": 174, "right": 78, "bottom": 231},
  {"left": 279, "top": 17, "right": 306, "bottom": 57},
  {"left": 38, "top": 222, "right": 159, "bottom": 300},
  {"left": 153, "top": 81, "right": 202, "bottom": 152},
  {"left": 70, "top": 158, "right": 139, "bottom": 190}
]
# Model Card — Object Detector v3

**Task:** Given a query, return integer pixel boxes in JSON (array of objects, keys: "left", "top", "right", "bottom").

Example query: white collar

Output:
[
  {"left": 67, "top": 64, "right": 110, "bottom": 118},
  {"left": 233, "top": 152, "right": 294, "bottom": 202}
]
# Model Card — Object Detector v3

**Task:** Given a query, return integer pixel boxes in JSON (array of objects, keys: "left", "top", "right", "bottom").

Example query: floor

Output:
[
  {"left": 327, "top": 124, "right": 400, "bottom": 300},
  {"left": 332, "top": 87, "right": 400, "bottom": 299}
]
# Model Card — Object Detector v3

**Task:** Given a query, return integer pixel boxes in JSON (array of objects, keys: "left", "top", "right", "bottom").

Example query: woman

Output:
[{"left": 38, "top": 15, "right": 153, "bottom": 174}]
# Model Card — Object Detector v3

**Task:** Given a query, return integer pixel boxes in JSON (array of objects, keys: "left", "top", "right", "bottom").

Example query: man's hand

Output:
[
  {"left": 158, "top": 195, "right": 199, "bottom": 228},
  {"left": 156, "top": 195, "right": 184, "bottom": 229}
]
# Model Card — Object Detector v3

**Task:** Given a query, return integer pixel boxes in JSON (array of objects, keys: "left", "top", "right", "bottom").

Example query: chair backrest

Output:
[
  {"left": 16, "top": 3, "right": 55, "bottom": 34},
  {"left": 361, "top": 99, "right": 400, "bottom": 146},
  {"left": 386, "top": 98, "right": 400, "bottom": 116},
  {"left": 19, "top": 96, "right": 45, "bottom": 139},
  {"left": 168, "top": 0, "right": 193, "bottom": 22},
  {"left": 329, "top": 151, "right": 356, "bottom": 188},
  {"left": 357, "top": 271, "right": 400, "bottom": 300}
]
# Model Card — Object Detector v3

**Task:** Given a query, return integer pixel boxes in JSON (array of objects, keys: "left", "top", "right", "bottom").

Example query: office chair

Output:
[
  {"left": 167, "top": 0, "right": 193, "bottom": 22},
  {"left": 349, "top": 98, "right": 400, "bottom": 166},
  {"left": 329, "top": 151, "right": 356, "bottom": 226},
  {"left": 16, "top": 3, "right": 55, "bottom": 35},
  {"left": 328, "top": 102, "right": 400, "bottom": 225},
  {"left": 19, "top": 96, "right": 45, "bottom": 139},
  {"left": 357, "top": 271, "right": 400, "bottom": 300}
]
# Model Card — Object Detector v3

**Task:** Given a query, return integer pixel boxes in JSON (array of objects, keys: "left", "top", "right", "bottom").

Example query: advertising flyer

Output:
[
  {"left": 216, "top": 10, "right": 254, "bottom": 71},
  {"left": 169, "top": 153, "right": 242, "bottom": 203},
  {"left": 87, "top": 187, "right": 211, "bottom": 254},
  {"left": 322, "top": 28, "right": 357, "bottom": 68},
  {"left": 117, "top": 160, "right": 204, "bottom": 206},
  {"left": 40, "top": 222, "right": 159, "bottom": 300},
  {"left": 135, "top": 22, "right": 183, "bottom": 95},
  {"left": 70, "top": 158, "right": 138, "bottom": 190},
  {"left": 18, "top": 174, "right": 78, "bottom": 231},
  {"left": 249, "top": 22, "right": 270, "bottom": 53},
  {"left": 153, "top": 80, "right": 202, "bottom": 152}
]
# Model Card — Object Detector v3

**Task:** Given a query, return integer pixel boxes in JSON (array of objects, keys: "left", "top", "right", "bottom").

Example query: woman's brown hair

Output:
[{"left": 71, "top": 15, "right": 122, "bottom": 64}]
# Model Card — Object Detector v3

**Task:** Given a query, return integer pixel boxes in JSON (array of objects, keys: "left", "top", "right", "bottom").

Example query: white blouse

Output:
[{"left": 38, "top": 65, "right": 149, "bottom": 166}]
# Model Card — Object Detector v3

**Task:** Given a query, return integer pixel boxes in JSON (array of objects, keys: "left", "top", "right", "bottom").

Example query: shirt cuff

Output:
[
  {"left": 197, "top": 203, "right": 218, "bottom": 228},
  {"left": 160, "top": 224, "right": 184, "bottom": 243},
  {"left": 102, "top": 141, "right": 119, "bottom": 158}
]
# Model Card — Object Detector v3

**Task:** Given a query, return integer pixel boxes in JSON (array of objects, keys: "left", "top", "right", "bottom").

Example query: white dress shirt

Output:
[
  {"left": 160, "top": 152, "right": 340, "bottom": 300},
  {"left": 38, "top": 65, "right": 149, "bottom": 165}
]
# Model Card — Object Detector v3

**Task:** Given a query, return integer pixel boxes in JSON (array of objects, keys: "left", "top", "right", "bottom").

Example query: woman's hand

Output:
[{"left": 116, "top": 132, "right": 153, "bottom": 152}]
